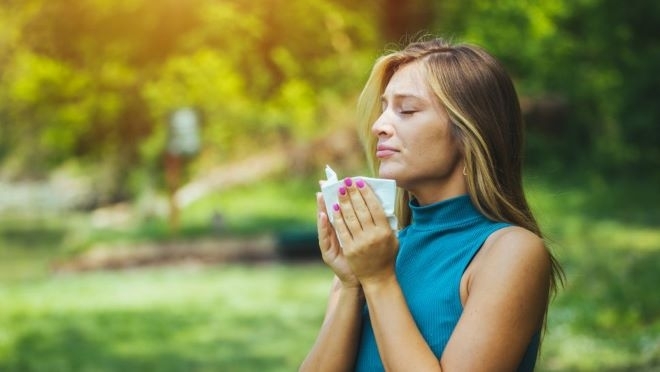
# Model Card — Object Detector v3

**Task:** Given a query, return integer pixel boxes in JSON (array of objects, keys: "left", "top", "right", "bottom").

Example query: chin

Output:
[{"left": 377, "top": 164, "right": 401, "bottom": 181}]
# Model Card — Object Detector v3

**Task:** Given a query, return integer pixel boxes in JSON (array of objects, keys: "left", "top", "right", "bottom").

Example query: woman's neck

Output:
[{"left": 407, "top": 172, "right": 467, "bottom": 206}]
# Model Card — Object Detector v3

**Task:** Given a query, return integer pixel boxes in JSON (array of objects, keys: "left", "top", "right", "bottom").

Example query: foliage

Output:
[
  {"left": 432, "top": 0, "right": 660, "bottom": 171},
  {"left": 0, "top": 0, "right": 379, "bottom": 198},
  {"left": 1, "top": 0, "right": 659, "bottom": 199},
  {"left": 523, "top": 172, "right": 660, "bottom": 369}
]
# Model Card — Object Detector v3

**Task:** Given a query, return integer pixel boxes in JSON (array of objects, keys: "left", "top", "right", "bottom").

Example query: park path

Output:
[
  {"left": 53, "top": 234, "right": 279, "bottom": 273},
  {"left": 175, "top": 149, "right": 287, "bottom": 208}
]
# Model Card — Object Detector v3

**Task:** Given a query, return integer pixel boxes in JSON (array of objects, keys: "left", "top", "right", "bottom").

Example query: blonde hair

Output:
[{"left": 357, "top": 37, "right": 563, "bottom": 295}]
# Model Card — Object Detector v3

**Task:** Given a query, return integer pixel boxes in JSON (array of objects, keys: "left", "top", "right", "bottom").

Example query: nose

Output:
[{"left": 371, "top": 111, "right": 394, "bottom": 138}]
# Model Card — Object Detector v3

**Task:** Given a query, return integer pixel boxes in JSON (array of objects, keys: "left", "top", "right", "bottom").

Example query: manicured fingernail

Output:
[
  {"left": 339, "top": 186, "right": 347, "bottom": 195},
  {"left": 344, "top": 178, "right": 353, "bottom": 187},
  {"left": 356, "top": 179, "right": 365, "bottom": 188},
  {"left": 333, "top": 203, "right": 340, "bottom": 211}
]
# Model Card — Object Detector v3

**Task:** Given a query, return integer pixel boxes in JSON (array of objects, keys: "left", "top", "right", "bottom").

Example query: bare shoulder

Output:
[
  {"left": 482, "top": 226, "right": 550, "bottom": 271},
  {"left": 467, "top": 226, "right": 551, "bottom": 303},
  {"left": 447, "top": 226, "right": 553, "bottom": 369}
]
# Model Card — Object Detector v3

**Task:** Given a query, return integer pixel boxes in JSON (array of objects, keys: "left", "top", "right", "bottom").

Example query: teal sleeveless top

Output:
[{"left": 353, "top": 195, "right": 540, "bottom": 371}]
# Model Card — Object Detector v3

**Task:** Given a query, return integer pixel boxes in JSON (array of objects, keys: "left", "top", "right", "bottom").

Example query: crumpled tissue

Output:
[{"left": 320, "top": 165, "right": 398, "bottom": 232}]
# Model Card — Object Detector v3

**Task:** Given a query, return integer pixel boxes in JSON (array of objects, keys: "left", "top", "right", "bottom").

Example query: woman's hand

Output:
[
  {"left": 332, "top": 178, "right": 399, "bottom": 286},
  {"left": 316, "top": 192, "right": 360, "bottom": 288}
]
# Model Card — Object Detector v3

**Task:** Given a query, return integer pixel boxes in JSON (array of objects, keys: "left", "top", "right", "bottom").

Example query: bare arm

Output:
[
  {"left": 358, "top": 228, "right": 550, "bottom": 371},
  {"left": 334, "top": 179, "right": 551, "bottom": 371},
  {"left": 299, "top": 193, "right": 365, "bottom": 371},
  {"left": 299, "top": 276, "right": 364, "bottom": 372},
  {"left": 333, "top": 179, "right": 441, "bottom": 370},
  {"left": 441, "top": 227, "right": 550, "bottom": 371},
  {"left": 361, "top": 275, "right": 442, "bottom": 371}
]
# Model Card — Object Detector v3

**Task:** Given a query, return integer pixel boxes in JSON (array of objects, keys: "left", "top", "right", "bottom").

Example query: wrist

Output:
[
  {"left": 341, "top": 285, "right": 365, "bottom": 304},
  {"left": 333, "top": 278, "right": 364, "bottom": 297},
  {"left": 359, "top": 269, "right": 398, "bottom": 293}
]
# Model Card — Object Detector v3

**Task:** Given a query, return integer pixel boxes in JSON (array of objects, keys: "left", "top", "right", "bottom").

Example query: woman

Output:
[{"left": 300, "top": 37, "right": 563, "bottom": 371}]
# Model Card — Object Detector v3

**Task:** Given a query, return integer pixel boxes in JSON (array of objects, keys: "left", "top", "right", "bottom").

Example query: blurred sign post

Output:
[{"left": 164, "top": 107, "right": 201, "bottom": 234}]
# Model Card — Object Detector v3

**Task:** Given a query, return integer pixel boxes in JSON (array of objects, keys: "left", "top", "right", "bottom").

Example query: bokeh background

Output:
[{"left": 1, "top": 0, "right": 659, "bottom": 371}]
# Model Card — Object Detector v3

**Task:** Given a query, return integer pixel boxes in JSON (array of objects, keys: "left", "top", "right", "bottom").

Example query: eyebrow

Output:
[
  {"left": 381, "top": 93, "right": 427, "bottom": 108},
  {"left": 381, "top": 93, "right": 423, "bottom": 100}
]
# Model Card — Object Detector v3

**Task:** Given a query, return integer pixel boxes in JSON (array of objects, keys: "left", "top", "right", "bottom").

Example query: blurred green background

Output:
[{"left": 1, "top": 0, "right": 659, "bottom": 371}]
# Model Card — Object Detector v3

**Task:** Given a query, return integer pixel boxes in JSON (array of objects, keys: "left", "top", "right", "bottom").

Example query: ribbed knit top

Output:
[{"left": 353, "top": 194, "right": 540, "bottom": 371}]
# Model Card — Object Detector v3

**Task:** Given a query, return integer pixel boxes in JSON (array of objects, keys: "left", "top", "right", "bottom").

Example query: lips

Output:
[{"left": 376, "top": 144, "right": 398, "bottom": 159}]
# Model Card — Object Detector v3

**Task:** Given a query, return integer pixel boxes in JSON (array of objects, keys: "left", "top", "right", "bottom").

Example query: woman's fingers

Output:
[
  {"left": 316, "top": 192, "right": 338, "bottom": 253},
  {"left": 345, "top": 178, "right": 375, "bottom": 227},
  {"left": 338, "top": 178, "right": 389, "bottom": 229},
  {"left": 316, "top": 193, "right": 328, "bottom": 247},
  {"left": 354, "top": 179, "right": 390, "bottom": 227},
  {"left": 332, "top": 179, "right": 398, "bottom": 281},
  {"left": 337, "top": 182, "right": 362, "bottom": 234},
  {"left": 316, "top": 191, "right": 328, "bottom": 215},
  {"left": 331, "top": 201, "right": 353, "bottom": 245},
  {"left": 334, "top": 177, "right": 390, "bottom": 244}
]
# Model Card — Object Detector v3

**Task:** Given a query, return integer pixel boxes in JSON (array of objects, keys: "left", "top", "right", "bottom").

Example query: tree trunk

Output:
[{"left": 381, "top": 0, "right": 435, "bottom": 43}]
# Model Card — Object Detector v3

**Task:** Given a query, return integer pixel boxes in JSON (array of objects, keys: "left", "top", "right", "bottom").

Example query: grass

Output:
[
  {"left": 0, "top": 264, "right": 332, "bottom": 372},
  {"left": 0, "top": 171, "right": 659, "bottom": 371},
  {"left": 0, "top": 214, "right": 80, "bottom": 282}
]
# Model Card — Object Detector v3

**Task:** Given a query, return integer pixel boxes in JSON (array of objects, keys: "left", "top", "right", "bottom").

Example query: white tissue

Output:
[
  {"left": 320, "top": 165, "right": 398, "bottom": 232},
  {"left": 325, "top": 165, "right": 338, "bottom": 183}
]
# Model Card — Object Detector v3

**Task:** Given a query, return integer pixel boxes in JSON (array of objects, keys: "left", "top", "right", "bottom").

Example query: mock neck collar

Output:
[{"left": 409, "top": 194, "right": 481, "bottom": 230}]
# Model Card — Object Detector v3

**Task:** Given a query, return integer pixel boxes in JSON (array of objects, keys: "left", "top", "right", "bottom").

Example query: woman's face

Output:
[{"left": 372, "top": 61, "right": 464, "bottom": 202}]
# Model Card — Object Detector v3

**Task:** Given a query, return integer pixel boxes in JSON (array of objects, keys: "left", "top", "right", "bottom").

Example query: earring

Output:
[{"left": 463, "top": 165, "right": 467, "bottom": 176}]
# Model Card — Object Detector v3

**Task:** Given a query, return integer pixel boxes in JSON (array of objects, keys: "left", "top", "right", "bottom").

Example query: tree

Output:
[
  {"left": 0, "top": 0, "right": 380, "bottom": 204},
  {"left": 429, "top": 0, "right": 660, "bottom": 170}
]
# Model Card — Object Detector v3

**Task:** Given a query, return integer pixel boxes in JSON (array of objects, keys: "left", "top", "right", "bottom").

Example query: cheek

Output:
[{"left": 415, "top": 131, "right": 459, "bottom": 166}]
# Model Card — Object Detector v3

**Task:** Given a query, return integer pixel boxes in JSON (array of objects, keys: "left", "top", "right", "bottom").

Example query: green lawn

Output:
[
  {"left": 0, "top": 264, "right": 332, "bottom": 372},
  {"left": 0, "top": 173, "right": 659, "bottom": 371}
]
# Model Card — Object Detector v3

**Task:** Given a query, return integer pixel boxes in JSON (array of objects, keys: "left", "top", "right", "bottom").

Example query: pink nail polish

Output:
[
  {"left": 344, "top": 178, "right": 353, "bottom": 187},
  {"left": 333, "top": 203, "right": 340, "bottom": 211},
  {"left": 339, "top": 186, "right": 346, "bottom": 195},
  {"left": 356, "top": 179, "right": 365, "bottom": 188}
]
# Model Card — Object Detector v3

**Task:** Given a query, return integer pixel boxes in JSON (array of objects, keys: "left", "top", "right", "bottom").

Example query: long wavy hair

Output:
[{"left": 357, "top": 37, "right": 563, "bottom": 301}]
